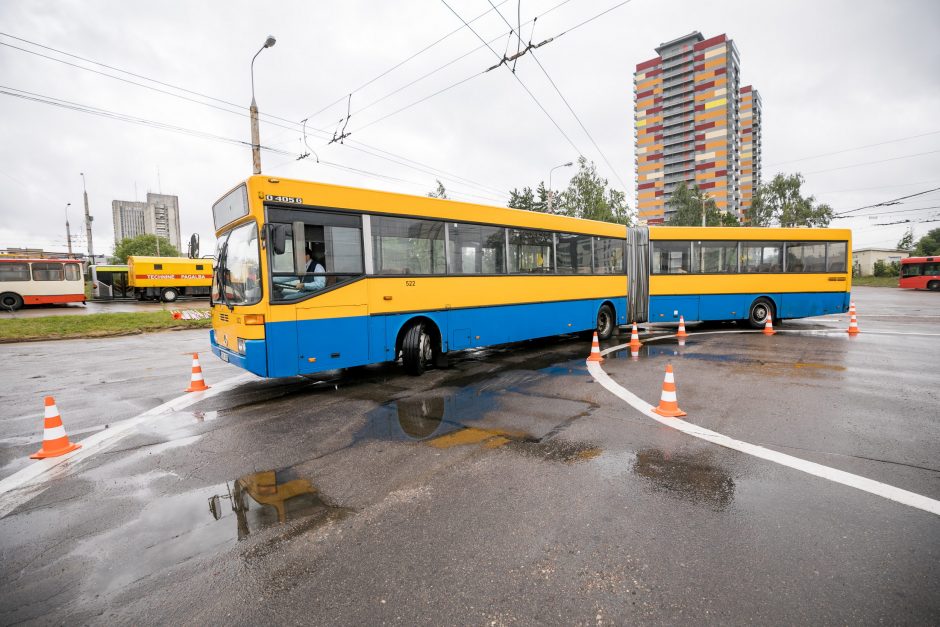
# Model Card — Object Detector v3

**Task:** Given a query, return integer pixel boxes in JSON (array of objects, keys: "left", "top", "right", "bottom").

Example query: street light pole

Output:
[
  {"left": 250, "top": 35, "right": 277, "bottom": 175},
  {"left": 64, "top": 203, "right": 73, "bottom": 256},
  {"left": 548, "top": 161, "right": 574, "bottom": 214},
  {"left": 80, "top": 172, "right": 94, "bottom": 261}
]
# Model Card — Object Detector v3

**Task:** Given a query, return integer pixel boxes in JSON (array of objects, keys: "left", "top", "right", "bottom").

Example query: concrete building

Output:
[
  {"left": 634, "top": 31, "right": 761, "bottom": 224},
  {"left": 112, "top": 193, "right": 181, "bottom": 251},
  {"left": 852, "top": 248, "right": 910, "bottom": 277}
]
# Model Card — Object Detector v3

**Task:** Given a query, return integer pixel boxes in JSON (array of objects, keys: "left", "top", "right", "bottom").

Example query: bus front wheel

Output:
[
  {"left": 0, "top": 292, "right": 24, "bottom": 311},
  {"left": 596, "top": 304, "right": 616, "bottom": 340},
  {"left": 747, "top": 298, "right": 775, "bottom": 330},
  {"left": 402, "top": 322, "right": 436, "bottom": 376},
  {"left": 161, "top": 287, "right": 180, "bottom": 303}
]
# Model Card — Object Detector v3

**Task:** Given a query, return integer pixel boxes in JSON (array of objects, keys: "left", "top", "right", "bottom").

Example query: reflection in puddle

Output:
[
  {"left": 359, "top": 389, "right": 499, "bottom": 443},
  {"left": 208, "top": 467, "right": 345, "bottom": 541},
  {"left": 633, "top": 448, "right": 735, "bottom": 511}
]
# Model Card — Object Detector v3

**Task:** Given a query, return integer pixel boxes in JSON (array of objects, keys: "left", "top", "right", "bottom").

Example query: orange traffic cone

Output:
[
  {"left": 847, "top": 303, "right": 860, "bottom": 335},
  {"left": 628, "top": 322, "right": 643, "bottom": 350},
  {"left": 676, "top": 315, "right": 689, "bottom": 339},
  {"left": 587, "top": 331, "right": 604, "bottom": 363},
  {"left": 185, "top": 352, "right": 211, "bottom": 392},
  {"left": 652, "top": 364, "right": 686, "bottom": 417},
  {"left": 31, "top": 396, "right": 81, "bottom": 459},
  {"left": 762, "top": 314, "right": 776, "bottom": 335}
]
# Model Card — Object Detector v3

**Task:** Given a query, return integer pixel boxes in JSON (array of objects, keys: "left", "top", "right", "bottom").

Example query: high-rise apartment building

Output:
[
  {"left": 112, "top": 193, "right": 182, "bottom": 251},
  {"left": 634, "top": 32, "right": 761, "bottom": 224}
]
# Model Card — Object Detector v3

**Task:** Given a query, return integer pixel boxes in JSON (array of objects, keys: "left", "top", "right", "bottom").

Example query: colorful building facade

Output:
[{"left": 634, "top": 32, "right": 761, "bottom": 224}]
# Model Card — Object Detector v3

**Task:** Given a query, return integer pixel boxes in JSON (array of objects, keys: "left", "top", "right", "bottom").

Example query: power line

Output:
[
  {"left": 439, "top": 0, "right": 585, "bottom": 158},
  {"left": 803, "top": 149, "right": 940, "bottom": 175},
  {"left": 815, "top": 179, "right": 940, "bottom": 195},
  {"left": 485, "top": 0, "right": 631, "bottom": 194},
  {"left": 765, "top": 130, "right": 940, "bottom": 168},
  {"left": 833, "top": 186, "right": 940, "bottom": 216},
  {"left": 833, "top": 205, "right": 940, "bottom": 219}
]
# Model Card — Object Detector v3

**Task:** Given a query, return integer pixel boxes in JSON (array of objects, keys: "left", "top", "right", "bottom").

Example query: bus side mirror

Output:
[
  {"left": 188, "top": 233, "right": 200, "bottom": 259},
  {"left": 271, "top": 224, "right": 288, "bottom": 255}
]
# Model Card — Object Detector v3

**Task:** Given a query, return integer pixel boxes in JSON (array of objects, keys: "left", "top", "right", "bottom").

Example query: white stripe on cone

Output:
[
  {"left": 191, "top": 372, "right": 204, "bottom": 381},
  {"left": 43, "top": 425, "right": 67, "bottom": 440},
  {"left": 664, "top": 372, "right": 675, "bottom": 383},
  {"left": 44, "top": 405, "right": 59, "bottom": 419},
  {"left": 661, "top": 390, "right": 677, "bottom": 402}
]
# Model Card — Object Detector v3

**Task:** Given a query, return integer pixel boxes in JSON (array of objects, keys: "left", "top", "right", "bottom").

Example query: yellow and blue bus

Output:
[
  {"left": 208, "top": 176, "right": 851, "bottom": 378},
  {"left": 209, "top": 176, "right": 628, "bottom": 378},
  {"left": 631, "top": 226, "right": 851, "bottom": 327}
]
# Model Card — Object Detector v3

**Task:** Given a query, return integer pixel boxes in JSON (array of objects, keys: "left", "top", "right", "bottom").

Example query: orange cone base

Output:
[
  {"left": 847, "top": 328, "right": 859, "bottom": 335},
  {"left": 587, "top": 353, "right": 604, "bottom": 363},
  {"left": 762, "top": 328, "right": 776, "bottom": 336},
  {"left": 676, "top": 330, "right": 689, "bottom": 339},
  {"left": 628, "top": 339, "right": 643, "bottom": 349},
  {"left": 31, "top": 440, "right": 81, "bottom": 459},
  {"left": 186, "top": 381, "right": 210, "bottom": 392},
  {"left": 652, "top": 406, "right": 687, "bottom": 418}
]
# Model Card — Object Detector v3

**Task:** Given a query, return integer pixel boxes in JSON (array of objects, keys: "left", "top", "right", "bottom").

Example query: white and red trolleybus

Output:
[{"left": 0, "top": 258, "right": 85, "bottom": 311}]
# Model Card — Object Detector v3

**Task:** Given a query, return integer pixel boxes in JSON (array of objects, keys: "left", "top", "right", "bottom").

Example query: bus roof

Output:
[
  {"left": 229, "top": 175, "right": 628, "bottom": 238},
  {"left": 649, "top": 226, "right": 852, "bottom": 241},
  {"left": 0, "top": 258, "right": 83, "bottom": 263},
  {"left": 126, "top": 256, "right": 203, "bottom": 263}
]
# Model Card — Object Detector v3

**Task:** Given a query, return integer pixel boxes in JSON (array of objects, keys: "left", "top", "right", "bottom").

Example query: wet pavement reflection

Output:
[{"left": 633, "top": 448, "right": 735, "bottom": 511}]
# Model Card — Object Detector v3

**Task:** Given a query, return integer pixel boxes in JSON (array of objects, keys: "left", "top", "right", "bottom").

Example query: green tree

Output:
[
  {"left": 914, "top": 227, "right": 940, "bottom": 256},
  {"left": 665, "top": 182, "right": 740, "bottom": 227},
  {"left": 428, "top": 179, "right": 448, "bottom": 199},
  {"left": 746, "top": 173, "right": 833, "bottom": 227},
  {"left": 534, "top": 181, "right": 549, "bottom": 213},
  {"left": 872, "top": 259, "right": 899, "bottom": 277},
  {"left": 508, "top": 186, "right": 536, "bottom": 211},
  {"left": 897, "top": 229, "right": 914, "bottom": 251},
  {"left": 112, "top": 234, "right": 180, "bottom": 263},
  {"left": 556, "top": 157, "right": 632, "bottom": 225}
]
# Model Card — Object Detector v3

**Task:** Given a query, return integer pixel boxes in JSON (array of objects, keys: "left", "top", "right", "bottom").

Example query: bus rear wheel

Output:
[
  {"left": 928, "top": 280, "right": 939, "bottom": 291},
  {"left": 161, "top": 287, "right": 180, "bottom": 303},
  {"left": 747, "top": 297, "right": 775, "bottom": 329},
  {"left": 0, "top": 292, "right": 24, "bottom": 311},
  {"left": 402, "top": 322, "right": 436, "bottom": 376},
  {"left": 596, "top": 303, "right": 616, "bottom": 340}
]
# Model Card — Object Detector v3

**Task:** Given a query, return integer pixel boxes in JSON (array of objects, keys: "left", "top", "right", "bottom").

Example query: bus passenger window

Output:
[
  {"left": 594, "top": 238, "right": 624, "bottom": 274},
  {"left": 692, "top": 241, "right": 737, "bottom": 273},
  {"left": 555, "top": 233, "right": 592, "bottom": 274},
  {"left": 741, "top": 243, "right": 782, "bottom": 273},
  {"left": 785, "top": 242, "right": 826, "bottom": 272},
  {"left": 31, "top": 262, "right": 65, "bottom": 281},
  {"left": 508, "top": 229, "right": 553, "bottom": 273},
  {"left": 826, "top": 242, "right": 847, "bottom": 272},
  {"left": 0, "top": 262, "right": 30, "bottom": 281},
  {"left": 372, "top": 216, "right": 445, "bottom": 275},
  {"left": 447, "top": 223, "right": 505, "bottom": 274},
  {"left": 64, "top": 264, "right": 82, "bottom": 281},
  {"left": 651, "top": 241, "right": 691, "bottom": 274}
]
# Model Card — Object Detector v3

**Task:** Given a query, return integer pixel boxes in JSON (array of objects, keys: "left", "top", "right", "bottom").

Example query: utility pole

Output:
[
  {"left": 80, "top": 173, "right": 94, "bottom": 261},
  {"left": 250, "top": 35, "right": 277, "bottom": 175},
  {"left": 64, "top": 203, "right": 73, "bottom": 256}
]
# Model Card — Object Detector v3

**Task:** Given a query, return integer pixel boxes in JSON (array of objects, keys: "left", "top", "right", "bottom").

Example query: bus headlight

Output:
[{"left": 237, "top": 338, "right": 246, "bottom": 354}]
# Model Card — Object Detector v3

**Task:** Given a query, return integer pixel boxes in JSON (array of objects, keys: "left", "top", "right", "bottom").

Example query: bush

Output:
[{"left": 872, "top": 259, "right": 900, "bottom": 277}]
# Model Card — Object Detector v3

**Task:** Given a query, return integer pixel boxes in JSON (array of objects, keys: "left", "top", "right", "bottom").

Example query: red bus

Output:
[
  {"left": 0, "top": 258, "right": 86, "bottom": 311},
  {"left": 899, "top": 256, "right": 940, "bottom": 291}
]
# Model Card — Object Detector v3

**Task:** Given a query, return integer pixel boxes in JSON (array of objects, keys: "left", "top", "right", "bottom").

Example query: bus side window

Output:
[
  {"left": 0, "top": 262, "right": 31, "bottom": 281},
  {"left": 32, "top": 262, "right": 65, "bottom": 281},
  {"left": 65, "top": 264, "right": 81, "bottom": 281}
]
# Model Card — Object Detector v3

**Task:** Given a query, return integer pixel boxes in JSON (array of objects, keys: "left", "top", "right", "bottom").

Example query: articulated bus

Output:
[
  {"left": 209, "top": 176, "right": 851, "bottom": 378},
  {"left": 0, "top": 258, "right": 85, "bottom": 311},
  {"left": 899, "top": 256, "right": 939, "bottom": 290}
]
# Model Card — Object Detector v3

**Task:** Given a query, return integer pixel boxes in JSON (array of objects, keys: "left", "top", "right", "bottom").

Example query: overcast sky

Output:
[{"left": 1, "top": 0, "right": 939, "bottom": 255}]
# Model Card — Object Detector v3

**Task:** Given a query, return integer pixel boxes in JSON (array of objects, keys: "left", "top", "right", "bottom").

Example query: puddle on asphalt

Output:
[
  {"left": 632, "top": 448, "right": 735, "bottom": 511},
  {"left": 611, "top": 341, "right": 847, "bottom": 372}
]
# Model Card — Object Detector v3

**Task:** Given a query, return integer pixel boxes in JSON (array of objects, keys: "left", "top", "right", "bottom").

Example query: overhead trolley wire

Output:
[
  {"left": 803, "top": 149, "right": 940, "bottom": 175},
  {"left": 832, "top": 186, "right": 940, "bottom": 217},
  {"left": 765, "top": 130, "right": 940, "bottom": 168}
]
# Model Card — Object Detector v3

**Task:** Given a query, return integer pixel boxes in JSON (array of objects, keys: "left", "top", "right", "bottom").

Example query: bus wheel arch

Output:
[
  {"left": 596, "top": 301, "right": 617, "bottom": 340},
  {"left": 0, "top": 292, "right": 24, "bottom": 311},
  {"left": 747, "top": 296, "right": 776, "bottom": 329},
  {"left": 398, "top": 317, "right": 442, "bottom": 376}
]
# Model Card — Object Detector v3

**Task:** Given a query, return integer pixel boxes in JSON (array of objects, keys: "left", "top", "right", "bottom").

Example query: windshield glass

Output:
[{"left": 212, "top": 221, "right": 261, "bottom": 306}]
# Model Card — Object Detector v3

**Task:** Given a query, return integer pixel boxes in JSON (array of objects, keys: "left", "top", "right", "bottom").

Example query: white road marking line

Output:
[
  {"left": 0, "top": 372, "right": 255, "bottom": 518},
  {"left": 589, "top": 341, "right": 940, "bottom": 517}
]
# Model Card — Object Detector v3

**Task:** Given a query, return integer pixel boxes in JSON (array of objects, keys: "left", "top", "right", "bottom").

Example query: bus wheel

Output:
[
  {"left": 402, "top": 322, "right": 436, "bottom": 376},
  {"left": 0, "top": 292, "right": 24, "bottom": 311},
  {"left": 161, "top": 287, "right": 180, "bottom": 303},
  {"left": 596, "top": 304, "right": 616, "bottom": 340},
  {"left": 928, "top": 281, "right": 939, "bottom": 291},
  {"left": 747, "top": 298, "right": 774, "bottom": 329}
]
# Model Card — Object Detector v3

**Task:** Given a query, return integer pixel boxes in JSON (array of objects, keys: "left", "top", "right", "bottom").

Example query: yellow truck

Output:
[{"left": 127, "top": 256, "right": 213, "bottom": 303}]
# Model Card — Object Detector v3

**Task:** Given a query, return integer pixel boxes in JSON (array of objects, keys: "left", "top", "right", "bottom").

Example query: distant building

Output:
[
  {"left": 112, "top": 193, "right": 181, "bottom": 251},
  {"left": 634, "top": 31, "right": 762, "bottom": 224},
  {"left": 852, "top": 248, "right": 910, "bottom": 276}
]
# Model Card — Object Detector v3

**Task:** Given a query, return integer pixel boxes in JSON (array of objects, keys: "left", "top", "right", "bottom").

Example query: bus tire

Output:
[
  {"left": 747, "top": 297, "right": 775, "bottom": 329},
  {"left": 402, "top": 322, "right": 436, "bottom": 376},
  {"left": 596, "top": 303, "right": 616, "bottom": 340},
  {"left": 0, "top": 292, "right": 24, "bottom": 311},
  {"left": 928, "top": 280, "right": 939, "bottom": 291},
  {"left": 161, "top": 287, "right": 180, "bottom": 303}
]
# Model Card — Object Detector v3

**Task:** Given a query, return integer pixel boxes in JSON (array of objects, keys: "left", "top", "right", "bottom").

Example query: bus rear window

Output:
[
  {"left": 0, "top": 263, "right": 30, "bottom": 281},
  {"left": 65, "top": 264, "right": 82, "bottom": 281}
]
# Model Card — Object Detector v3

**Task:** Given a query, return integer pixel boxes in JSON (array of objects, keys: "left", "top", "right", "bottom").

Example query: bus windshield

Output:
[{"left": 212, "top": 221, "right": 261, "bottom": 306}]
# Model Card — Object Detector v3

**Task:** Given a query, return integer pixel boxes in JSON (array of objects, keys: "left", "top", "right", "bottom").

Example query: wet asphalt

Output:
[{"left": 0, "top": 286, "right": 937, "bottom": 625}]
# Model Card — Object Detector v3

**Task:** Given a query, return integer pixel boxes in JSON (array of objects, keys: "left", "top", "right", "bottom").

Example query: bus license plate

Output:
[{"left": 220, "top": 351, "right": 229, "bottom": 362}]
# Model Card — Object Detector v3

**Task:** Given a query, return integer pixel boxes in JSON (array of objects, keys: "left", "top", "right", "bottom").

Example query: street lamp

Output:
[
  {"left": 249, "top": 35, "right": 277, "bottom": 175},
  {"left": 547, "top": 161, "right": 574, "bottom": 213},
  {"left": 64, "top": 202, "right": 73, "bottom": 256}
]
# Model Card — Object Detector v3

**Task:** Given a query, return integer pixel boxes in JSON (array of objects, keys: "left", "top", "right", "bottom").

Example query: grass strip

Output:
[
  {"left": 0, "top": 311, "right": 210, "bottom": 342},
  {"left": 852, "top": 276, "right": 899, "bottom": 287}
]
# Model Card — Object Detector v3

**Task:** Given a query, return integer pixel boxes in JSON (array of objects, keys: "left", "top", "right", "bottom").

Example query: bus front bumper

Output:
[{"left": 210, "top": 330, "right": 268, "bottom": 377}]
